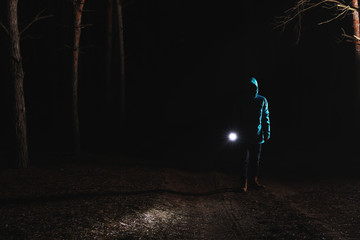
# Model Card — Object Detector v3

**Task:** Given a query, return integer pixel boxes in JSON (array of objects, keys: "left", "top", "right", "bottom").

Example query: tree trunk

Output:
[
  {"left": 115, "top": 0, "right": 126, "bottom": 128},
  {"left": 352, "top": 0, "right": 360, "bottom": 142},
  {"left": 72, "top": 0, "right": 85, "bottom": 155},
  {"left": 106, "top": 0, "right": 113, "bottom": 109},
  {"left": 353, "top": 0, "right": 360, "bottom": 56},
  {"left": 7, "top": 0, "right": 29, "bottom": 168}
]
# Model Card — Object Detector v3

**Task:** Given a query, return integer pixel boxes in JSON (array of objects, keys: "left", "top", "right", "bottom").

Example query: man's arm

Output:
[{"left": 262, "top": 98, "right": 270, "bottom": 141}]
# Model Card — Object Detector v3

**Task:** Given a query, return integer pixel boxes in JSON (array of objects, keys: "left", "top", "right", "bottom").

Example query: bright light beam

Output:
[{"left": 228, "top": 132, "right": 238, "bottom": 142}]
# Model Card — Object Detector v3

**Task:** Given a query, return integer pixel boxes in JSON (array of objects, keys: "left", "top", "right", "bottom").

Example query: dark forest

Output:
[{"left": 1, "top": 0, "right": 357, "bottom": 166}]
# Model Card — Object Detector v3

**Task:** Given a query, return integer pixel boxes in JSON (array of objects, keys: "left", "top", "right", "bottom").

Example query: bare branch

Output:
[
  {"left": 336, "top": 3, "right": 358, "bottom": 12},
  {"left": 340, "top": 27, "right": 360, "bottom": 43},
  {"left": 275, "top": 0, "right": 329, "bottom": 29},
  {"left": 274, "top": 0, "right": 356, "bottom": 30},
  {"left": 19, "top": 9, "right": 54, "bottom": 36},
  {"left": 0, "top": 21, "right": 9, "bottom": 35},
  {"left": 318, "top": 5, "right": 350, "bottom": 25},
  {"left": 274, "top": 0, "right": 360, "bottom": 47}
]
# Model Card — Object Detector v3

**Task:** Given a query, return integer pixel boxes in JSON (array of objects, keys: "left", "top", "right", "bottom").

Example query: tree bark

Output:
[
  {"left": 7, "top": 0, "right": 29, "bottom": 168},
  {"left": 72, "top": 0, "right": 85, "bottom": 155},
  {"left": 115, "top": 0, "right": 126, "bottom": 128}
]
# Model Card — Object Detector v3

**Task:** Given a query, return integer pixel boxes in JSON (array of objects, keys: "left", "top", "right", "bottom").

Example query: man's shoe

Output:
[
  {"left": 248, "top": 177, "right": 265, "bottom": 190},
  {"left": 240, "top": 178, "right": 248, "bottom": 192}
]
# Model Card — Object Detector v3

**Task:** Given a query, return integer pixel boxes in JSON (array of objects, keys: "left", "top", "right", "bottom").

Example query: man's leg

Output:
[
  {"left": 247, "top": 143, "right": 264, "bottom": 189},
  {"left": 239, "top": 145, "right": 249, "bottom": 192}
]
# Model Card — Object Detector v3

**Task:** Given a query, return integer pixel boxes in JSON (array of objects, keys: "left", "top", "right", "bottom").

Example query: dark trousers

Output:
[{"left": 241, "top": 143, "right": 262, "bottom": 180}]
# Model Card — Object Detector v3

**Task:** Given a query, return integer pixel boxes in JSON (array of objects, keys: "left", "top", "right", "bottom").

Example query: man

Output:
[{"left": 233, "top": 77, "right": 270, "bottom": 192}]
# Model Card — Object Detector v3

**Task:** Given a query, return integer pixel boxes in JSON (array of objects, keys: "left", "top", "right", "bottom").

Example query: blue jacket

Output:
[{"left": 233, "top": 78, "right": 270, "bottom": 144}]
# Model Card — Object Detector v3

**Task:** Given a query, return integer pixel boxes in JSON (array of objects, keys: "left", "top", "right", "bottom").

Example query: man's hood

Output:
[{"left": 251, "top": 77, "right": 259, "bottom": 97}]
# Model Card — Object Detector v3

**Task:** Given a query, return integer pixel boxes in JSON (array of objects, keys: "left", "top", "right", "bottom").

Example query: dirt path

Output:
[{"left": 0, "top": 163, "right": 359, "bottom": 239}]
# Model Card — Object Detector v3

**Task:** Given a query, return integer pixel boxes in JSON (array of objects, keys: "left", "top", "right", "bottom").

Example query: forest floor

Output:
[{"left": 0, "top": 154, "right": 360, "bottom": 240}]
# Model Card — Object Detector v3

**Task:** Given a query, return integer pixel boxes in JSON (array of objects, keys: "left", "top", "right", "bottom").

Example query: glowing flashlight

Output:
[{"left": 228, "top": 132, "right": 238, "bottom": 142}]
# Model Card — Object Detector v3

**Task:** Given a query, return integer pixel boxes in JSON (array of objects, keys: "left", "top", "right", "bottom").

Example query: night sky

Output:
[{"left": 1, "top": 1, "right": 359, "bottom": 168}]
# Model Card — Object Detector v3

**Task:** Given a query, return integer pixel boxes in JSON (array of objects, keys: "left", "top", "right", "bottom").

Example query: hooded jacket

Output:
[{"left": 233, "top": 77, "right": 270, "bottom": 144}]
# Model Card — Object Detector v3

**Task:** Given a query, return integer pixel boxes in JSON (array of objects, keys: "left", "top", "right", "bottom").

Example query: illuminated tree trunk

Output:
[
  {"left": 72, "top": 0, "right": 85, "bottom": 154},
  {"left": 352, "top": 0, "right": 360, "bottom": 57},
  {"left": 7, "top": 0, "right": 29, "bottom": 168},
  {"left": 352, "top": 0, "right": 360, "bottom": 134},
  {"left": 353, "top": 1, "right": 360, "bottom": 94},
  {"left": 115, "top": 0, "right": 126, "bottom": 127}
]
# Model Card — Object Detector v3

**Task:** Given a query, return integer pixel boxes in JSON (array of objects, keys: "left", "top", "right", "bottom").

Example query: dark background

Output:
[{"left": 1, "top": 1, "right": 359, "bottom": 172}]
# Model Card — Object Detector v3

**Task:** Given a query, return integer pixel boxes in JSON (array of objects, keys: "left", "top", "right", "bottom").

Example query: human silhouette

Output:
[{"left": 232, "top": 77, "right": 270, "bottom": 192}]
